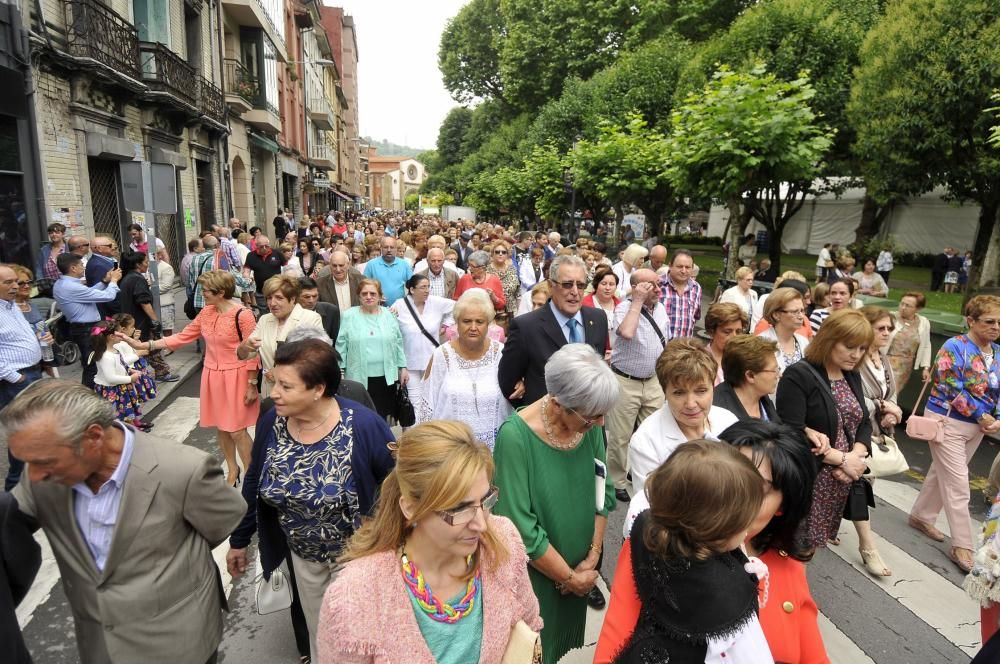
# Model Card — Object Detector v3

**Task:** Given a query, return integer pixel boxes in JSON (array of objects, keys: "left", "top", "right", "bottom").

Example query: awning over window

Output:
[
  {"left": 332, "top": 189, "right": 353, "bottom": 202},
  {"left": 249, "top": 133, "right": 280, "bottom": 154}
]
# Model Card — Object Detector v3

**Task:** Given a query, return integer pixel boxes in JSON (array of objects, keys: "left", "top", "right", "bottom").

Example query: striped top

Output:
[
  {"left": 71, "top": 423, "right": 135, "bottom": 571},
  {"left": 0, "top": 299, "right": 42, "bottom": 383}
]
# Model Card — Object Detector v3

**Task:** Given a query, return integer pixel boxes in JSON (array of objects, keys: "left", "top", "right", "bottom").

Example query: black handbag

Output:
[
  {"left": 394, "top": 381, "right": 416, "bottom": 427},
  {"left": 842, "top": 478, "right": 876, "bottom": 521}
]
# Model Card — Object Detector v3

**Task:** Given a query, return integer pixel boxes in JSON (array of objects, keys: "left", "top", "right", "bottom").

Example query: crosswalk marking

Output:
[
  {"left": 16, "top": 532, "right": 56, "bottom": 629},
  {"left": 817, "top": 612, "right": 877, "bottom": 664},
  {"left": 873, "top": 476, "right": 982, "bottom": 540}
]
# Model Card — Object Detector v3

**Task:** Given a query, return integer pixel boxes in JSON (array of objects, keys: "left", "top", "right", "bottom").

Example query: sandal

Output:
[
  {"left": 828, "top": 536, "right": 841, "bottom": 546},
  {"left": 947, "top": 547, "right": 974, "bottom": 573},
  {"left": 908, "top": 517, "right": 946, "bottom": 543},
  {"left": 860, "top": 548, "right": 892, "bottom": 577}
]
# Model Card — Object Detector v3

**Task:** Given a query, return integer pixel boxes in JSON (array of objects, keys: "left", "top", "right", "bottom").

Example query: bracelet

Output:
[
  {"left": 247, "top": 378, "right": 257, "bottom": 385},
  {"left": 147, "top": 341, "right": 153, "bottom": 351},
  {"left": 588, "top": 542, "right": 602, "bottom": 555},
  {"left": 555, "top": 569, "right": 575, "bottom": 590},
  {"left": 839, "top": 451, "right": 848, "bottom": 468}
]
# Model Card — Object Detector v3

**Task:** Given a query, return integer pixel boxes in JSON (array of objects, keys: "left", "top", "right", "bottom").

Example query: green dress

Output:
[{"left": 493, "top": 412, "right": 615, "bottom": 664}]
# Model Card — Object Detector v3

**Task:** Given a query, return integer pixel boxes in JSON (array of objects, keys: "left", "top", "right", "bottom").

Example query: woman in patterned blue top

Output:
[{"left": 225, "top": 338, "right": 395, "bottom": 661}]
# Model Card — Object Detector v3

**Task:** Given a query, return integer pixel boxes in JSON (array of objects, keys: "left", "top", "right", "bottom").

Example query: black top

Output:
[
  {"left": 311, "top": 301, "right": 341, "bottom": 343},
  {"left": 244, "top": 250, "right": 284, "bottom": 294},
  {"left": 118, "top": 271, "right": 154, "bottom": 339},
  {"left": 775, "top": 360, "right": 872, "bottom": 455},
  {"left": 0, "top": 492, "right": 41, "bottom": 664},
  {"left": 713, "top": 382, "right": 781, "bottom": 424}
]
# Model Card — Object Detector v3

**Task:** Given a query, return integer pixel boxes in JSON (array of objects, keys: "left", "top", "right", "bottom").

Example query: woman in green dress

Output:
[{"left": 493, "top": 343, "right": 620, "bottom": 663}]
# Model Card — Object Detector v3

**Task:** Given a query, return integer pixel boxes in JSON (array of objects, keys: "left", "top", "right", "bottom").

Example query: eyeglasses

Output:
[
  {"left": 493, "top": 250, "right": 507, "bottom": 255},
  {"left": 553, "top": 280, "right": 587, "bottom": 292},
  {"left": 976, "top": 318, "right": 1000, "bottom": 327},
  {"left": 755, "top": 368, "right": 780, "bottom": 375},
  {"left": 436, "top": 486, "right": 500, "bottom": 526},
  {"left": 780, "top": 308, "right": 804, "bottom": 316},
  {"left": 562, "top": 403, "right": 600, "bottom": 428}
]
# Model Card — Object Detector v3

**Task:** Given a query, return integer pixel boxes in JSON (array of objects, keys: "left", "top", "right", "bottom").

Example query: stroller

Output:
[{"left": 44, "top": 301, "right": 80, "bottom": 366}]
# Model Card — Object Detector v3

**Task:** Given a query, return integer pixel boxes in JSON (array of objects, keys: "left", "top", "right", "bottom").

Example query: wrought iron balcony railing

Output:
[
  {"left": 199, "top": 77, "right": 226, "bottom": 125},
  {"left": 224, "top": 58, "right": 259, "bottom": 105},
  {"left": 311, "top": 143, "right": 334, "bottom": 163},
  {"left": 63, "top": 0, "right": 141, "bottom": 80},
  {"left": 139, "top": 42, "right": 198, "bottom": 108}
]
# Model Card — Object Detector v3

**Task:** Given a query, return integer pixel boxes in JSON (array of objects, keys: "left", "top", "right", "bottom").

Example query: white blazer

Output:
[
  {"left": 248, "top": 304, "right": 322, "bottom": 396},
  {"left": 518, "top": 258, "right": 544, "bottom": 294}
]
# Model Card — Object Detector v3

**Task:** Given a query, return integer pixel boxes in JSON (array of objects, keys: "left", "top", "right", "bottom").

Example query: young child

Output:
[
  {"left": 90, "top": 320, "right": 149, "bottom": 431},
  {"left": 112, "top": 314, "right": 157, "bottom": 404},
  {"left": 610, "top": 440, "right": 772, "bottom": 663}
]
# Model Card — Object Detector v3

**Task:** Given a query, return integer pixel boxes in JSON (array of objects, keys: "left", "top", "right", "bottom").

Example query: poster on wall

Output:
[{"left": 622, "top": 213, "right": 646, "bottom": 241}]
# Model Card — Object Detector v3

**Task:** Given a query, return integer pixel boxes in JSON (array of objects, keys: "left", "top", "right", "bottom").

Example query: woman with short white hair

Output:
[
  {"left": 493, "top": 343, "right": 620, "bottom": 663},
  {"left": 418, "top": 289, "right": 510, "bottom": 450}
]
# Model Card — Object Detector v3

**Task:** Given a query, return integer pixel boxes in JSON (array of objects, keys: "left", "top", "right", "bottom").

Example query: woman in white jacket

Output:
[{"left": 518, "top": 245, "right": 546, "bottom": 294}]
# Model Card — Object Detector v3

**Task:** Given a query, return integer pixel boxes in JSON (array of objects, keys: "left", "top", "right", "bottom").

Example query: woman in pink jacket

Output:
[{"left": 316, "top": 419, "right": 543, "bottom": 663}]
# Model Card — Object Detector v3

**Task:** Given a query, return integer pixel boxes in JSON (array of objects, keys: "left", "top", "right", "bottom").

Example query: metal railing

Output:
[
  {"left": 224, "top": 58, "right": 259, "bottom": 106},
  {"left": 139, "top": 41, "right": 198, "bottom": 107},
  {"left": 199, "top": 77, "right": 226, "bottom": 125},
  {"left": 63, "top": 0, "right": 141, "bottom": 80},
  {"left": 311, "top": 143, "right": 334, "bottom": 163}
]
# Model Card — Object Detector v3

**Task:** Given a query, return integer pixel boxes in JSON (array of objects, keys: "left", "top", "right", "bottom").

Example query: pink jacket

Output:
[{"left": 317, "top": 515, "right": 543, "bottom": 663}]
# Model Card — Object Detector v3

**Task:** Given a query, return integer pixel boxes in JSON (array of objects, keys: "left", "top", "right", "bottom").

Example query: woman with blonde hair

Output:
[
  {"left": 516, "top": 280, "right": 551, "bottom": 317},
  {"left": 758, "top": 287, "right": 811, "bottom": 377},
  {"left": 612, "top": 244, "right": 648, "bottom": 297},
  {"left": 486, "top": 239, "right": 520, "bottom": 322},
  {"left": 719, "top": 266, "right": 758, "bottom": 330},
  {"left": 316, "top": 420, "right": 542, "bottom": 664}
]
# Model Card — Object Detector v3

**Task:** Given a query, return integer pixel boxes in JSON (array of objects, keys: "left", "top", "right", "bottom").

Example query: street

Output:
[{"left": 11, "top": 361, "right": 993, "bottom": 663}]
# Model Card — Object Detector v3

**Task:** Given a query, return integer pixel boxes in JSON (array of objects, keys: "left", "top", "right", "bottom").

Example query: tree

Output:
[
  {"left": 436, "top": 107, "right": 475, "bottom": 167},
  {"left": 626, "top": 0, "right": 756, "bottom": 44},
  {"left": 570, "top": 114, "right": 674, "bottom": 235},
  {"left": 849, "top": 0, "right": 1000, "bottom": 292},
  {"left": 668, "top": 66, "right": 833, "bottom": 276},
  {"left": 404, "top": 193, "right": 419, "bottom": 211},
  {"left": 439, "top": 0, "right": 507, "bottom": 105},
  {"left": 520, "top": 144, "right": 569, "bottom": 221}
]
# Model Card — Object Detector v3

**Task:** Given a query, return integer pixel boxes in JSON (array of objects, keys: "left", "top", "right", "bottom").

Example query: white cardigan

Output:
[
  {"left": 888, "top": 312, "right": 932, "bottom": 369},
  {"left": 719, "top": 285, "right": 759, "bottom": 329},
  {"left": 247, "top": 304, "right": 322, "bottom": 396},
  {"left": 389, "top": 295, "right": 455, "bottom": 372}
]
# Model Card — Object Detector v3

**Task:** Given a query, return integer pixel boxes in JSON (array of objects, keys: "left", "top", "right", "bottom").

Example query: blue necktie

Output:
[{"left": 567, "top": 318, "right": 582, "bottom": 344}]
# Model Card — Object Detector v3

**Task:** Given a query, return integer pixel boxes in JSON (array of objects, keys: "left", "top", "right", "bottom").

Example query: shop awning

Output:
[
  {"left": 249, "top": 133, "right": 280, "bottom": 154},
  {"left": 332, "top": 189, "right": 353, "bottom": 202}
]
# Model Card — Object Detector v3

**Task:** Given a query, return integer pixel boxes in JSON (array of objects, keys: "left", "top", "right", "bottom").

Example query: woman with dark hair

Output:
[
  {"left": 298, "top": 239, "right": 319, "bottom": 278},
  {"left": 117, "top": 250, "right": 176, "bottom": 382},
  {"left": 226, "top": 338, "right": 396, "bottom": 661},
  {"left": 583, "top": 266, "right": 620, "bottom": 356},
  {"left": 389, "top": 273, "right": 455, "bottom": 411},
  {"left": 596, "top": 421, "right": 826, "bottom": 663},
  {"left": 853, "top": 258, "right": 888, "bottom": 297},
  {"left": 809, "top": 278, "right": 854, "bottom": 333}
]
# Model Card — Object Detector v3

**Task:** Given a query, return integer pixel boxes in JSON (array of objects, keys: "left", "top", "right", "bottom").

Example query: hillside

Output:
[{"left": 362, "top": 137, "right": 428, "bottom": 158}]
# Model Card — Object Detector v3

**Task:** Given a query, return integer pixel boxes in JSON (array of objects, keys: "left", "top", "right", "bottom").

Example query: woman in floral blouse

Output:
[{"left": 910, "top": 295, "right": 1000, "bottom": 573}]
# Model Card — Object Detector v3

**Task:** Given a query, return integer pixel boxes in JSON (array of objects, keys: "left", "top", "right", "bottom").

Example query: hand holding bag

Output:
[
  {"left": 255, "top": 558, "right": 292, "bottom": 615},
  {"left": 501, "top": 620, "right": 543, "bottom": 664},
  {"left": 906, "top": 377, "right": 946, "bottom": 443},
  {"left": 394, "top": 381, "right": 416, "bottom": 427},
  {"left": 868, "top": 430, "right": 909, "bottom": 477}
]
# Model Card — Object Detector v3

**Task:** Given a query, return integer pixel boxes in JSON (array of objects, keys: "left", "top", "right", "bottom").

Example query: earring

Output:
[
  {"left": 314, "top": 395, "right": 319, "bottom": 401},
  {"left": 774, "top": 510, "right": 784, "bottom": 517}
]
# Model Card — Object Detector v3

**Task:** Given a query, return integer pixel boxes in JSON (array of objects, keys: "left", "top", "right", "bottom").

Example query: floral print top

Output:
[{"left": 928, "top": 334, "right": 1000, "bottom": 423}]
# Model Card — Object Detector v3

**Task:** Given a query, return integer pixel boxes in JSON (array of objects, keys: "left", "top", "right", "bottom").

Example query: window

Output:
[{"left": 133, "top": 0, "right": 169, "bottom": 44}]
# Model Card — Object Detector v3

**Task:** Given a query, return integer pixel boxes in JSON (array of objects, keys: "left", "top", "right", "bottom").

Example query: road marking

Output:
[
  {"left": 828, "top": 521, "right": 981, "bottom": 656},
  {"left": 903, "top": 468, "right": 990, "bottom": 494},
  {"left": 818, "top": 612, "right": 877, "bottom": 664},
  {"left": 16, "top": 532, "right": 57, "bottom": 629},
  {"left": 874, "top": 478, "right": 982, "bottom": 539},
  {"left": 150, "top": 396, "right": 202, "bottom": 442}
]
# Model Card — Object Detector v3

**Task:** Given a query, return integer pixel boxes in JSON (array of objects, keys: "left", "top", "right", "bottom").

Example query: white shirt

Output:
[
  {"left": 334, "top": 277, "right": 352, "bottom": 310},
  {"left": 719, "top": 285, "right": 758, "bottom": 329},
  {"left": 72, "top": 423, "right": 134, "bottom": 571},
  {"left": 518, "top": 259, "right": 544, "bottom": 293},
  {"left": 816, "top": 247, "right": 831, "bottom": 267},
  {"left": 612, "top": 261, "right": 634, "bottom": 297},
  {"left": 389, "top": 295, "right": 455, "bottom": 372},
  {"left": 610, "top": 299, "right": 670, "bottom": 379}
]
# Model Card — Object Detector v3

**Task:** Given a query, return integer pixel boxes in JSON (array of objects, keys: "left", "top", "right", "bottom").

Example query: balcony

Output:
[
  {"left": 306, "top": 71, "right": 334, "bottom": 130},
  {"left": 224, "top": 58, "right": 257, "bottom": 113},
  {"left": 310, "top": 143, "right": 335, "bottom": 170},
  {"left": 220, "top": 0, "right": 287, "bottom": 62},
  {"left": 139, "top": 41, "right": 198, "bottom": 111},
  {"left": 244, "top": 100, "right": 281, "bottom": 135},
  {"left": 198, "top": 77, "right": 226, "bottom": 126},
  {"left": 63, "top": 0, "right": 141, "bottom": 81}
]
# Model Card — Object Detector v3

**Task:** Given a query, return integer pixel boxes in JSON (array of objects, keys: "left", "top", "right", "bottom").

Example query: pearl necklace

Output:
[{"left": 540, "top": 396, "right": 584, "bottom": 450}]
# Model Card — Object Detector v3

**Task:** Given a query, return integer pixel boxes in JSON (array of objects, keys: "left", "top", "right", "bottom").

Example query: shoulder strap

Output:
[
  {"left": 639, "top": 307, "right": 668, "bottom": 349},
  {"left": 402, "top": 296, "right": 439, "bottom": 348},
  {"left": 234, "top": 307, "right": 247, "bottom": 342}
]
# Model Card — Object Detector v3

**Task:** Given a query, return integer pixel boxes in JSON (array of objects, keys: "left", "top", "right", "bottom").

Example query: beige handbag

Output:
[{"left": 501, "top": 620, "right": 543, "bottom": 664}]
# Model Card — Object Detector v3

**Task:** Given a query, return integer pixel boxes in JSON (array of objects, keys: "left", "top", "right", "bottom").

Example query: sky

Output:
[{"left": 335, "top": 0, "right": 471, "bottom": 151}]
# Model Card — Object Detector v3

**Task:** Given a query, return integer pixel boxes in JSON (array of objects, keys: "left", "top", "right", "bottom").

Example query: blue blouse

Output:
[{"left": 260, "top": 408, "right": 361, "bottom": 562}]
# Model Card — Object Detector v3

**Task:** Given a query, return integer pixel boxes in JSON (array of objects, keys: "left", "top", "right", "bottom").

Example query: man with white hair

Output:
[{"left": 417, "top": 247, "right": 457, "bottom": 299}]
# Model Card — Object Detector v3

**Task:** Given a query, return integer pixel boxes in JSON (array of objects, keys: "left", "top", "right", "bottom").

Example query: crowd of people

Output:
[{"left": 1, "top": 209, "right": 999, "bottom": 664}]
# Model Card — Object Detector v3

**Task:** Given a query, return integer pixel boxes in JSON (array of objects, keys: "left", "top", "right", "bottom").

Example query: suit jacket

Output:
[
  {"left": 417, "top": 267, "right": 457, "bottom": 299},
  {"left": 451, "top": 241, "right": 473, "bottom": 270},
  {"left": 498, "top": 302, "right": 608, "bottom": 406},
  {"left": 0, "top": 493, "right": 40, "bottom": 664},
  {"left": 317, "top": 270, "right": 362, "bottom": 310},
  {"left": 313, "top": 301, "right": 341, "bottom": 342},
  {"left": 13, "top": 431, "right": 246, "bottom": 664}
]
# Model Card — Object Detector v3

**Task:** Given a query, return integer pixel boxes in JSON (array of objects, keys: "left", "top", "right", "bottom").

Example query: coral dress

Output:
[{"left": 163, "top": 303, "right": 259, "bottom": 432}]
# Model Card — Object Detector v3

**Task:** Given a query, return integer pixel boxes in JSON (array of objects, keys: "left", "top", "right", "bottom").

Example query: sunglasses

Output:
[
  {"left": 493, "top": 250, "right": 507, "bottom": 255},
  {"left": 553, "top": 280, "right": 587, "bottom": 292}
]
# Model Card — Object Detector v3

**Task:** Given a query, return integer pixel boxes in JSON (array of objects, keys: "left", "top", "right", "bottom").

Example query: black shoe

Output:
[
  {"left": 615, "top": 488, "right": 630, "bottom": 503},
  {"left": 586, "top": 586, "right": 606, "bottom": 610},
  {"left": 158, "top": 373, "right": 181, "bottom": 383}
]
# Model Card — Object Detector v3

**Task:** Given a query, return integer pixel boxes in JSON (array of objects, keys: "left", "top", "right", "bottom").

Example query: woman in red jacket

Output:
[{"left": 596, "top": 420, "right": 829, "bottom": 664}]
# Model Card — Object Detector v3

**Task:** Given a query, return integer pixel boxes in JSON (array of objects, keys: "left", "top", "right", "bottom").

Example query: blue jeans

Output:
[{"left": 2, "top": 366, "right": 43, "bottom": 491}]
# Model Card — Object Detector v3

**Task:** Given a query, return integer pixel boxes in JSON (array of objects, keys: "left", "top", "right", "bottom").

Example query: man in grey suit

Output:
[
  {"left": 4, "top": 380, "right": 246, "bottom": 664},
  {"left": 316, "top": 249, "right": 362, "bottom": 311}
]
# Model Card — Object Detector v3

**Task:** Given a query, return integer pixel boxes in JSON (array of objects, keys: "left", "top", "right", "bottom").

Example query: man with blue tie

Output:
[
  {"left": 499, "top": 254, "right": 609, "bottom": 407},
  {"left": 53, "top": 253, "right": 121, "bottom": 389}
]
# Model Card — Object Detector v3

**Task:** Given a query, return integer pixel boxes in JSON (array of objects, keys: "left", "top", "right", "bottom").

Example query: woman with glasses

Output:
[
  {"left": 11, "top": 266, "right": 55, "bottom": 377},
  {"left": 316, "top": 420, "right": 541, "bottom": 664},
  {"left": 453, "top": 251, "right": 506, "bottom": 313},
  {"left": 493, "top": 343, "right": 619, "bottom": 663},
  {"left": 910, "top": 295, "right": 1000, "bottom": 573},
  {"left": 486, "top": 239, "right": 520, "bottom": 325},
  {"left": 887, "top": 291, "right": 932, "bottom": 396},
  {"left": 759, "top": 287, "right": 812, "bottom": 378},
  {"left": 418, "top": 290, "right": 510, "bottom": 451}
]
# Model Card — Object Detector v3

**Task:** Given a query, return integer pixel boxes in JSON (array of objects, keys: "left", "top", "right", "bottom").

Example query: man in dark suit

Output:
[
  {"left": 931, "top": 247, "right": 950, "bottom": 292},
  {"left": 0, "top": 492, "right": 40, "bottom": 664},
  {"left": 499, "top": 254, "right": 609, "bottom": 407},
  {"left": 316, "top": 250, "right": 362, "bottom": 310},
  {"left": 451, "top": 231, "right": 474, "bottom": 271}
]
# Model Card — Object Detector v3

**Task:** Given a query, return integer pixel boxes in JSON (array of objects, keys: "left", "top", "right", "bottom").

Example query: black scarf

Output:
[{"left": 613, "top": 512, "right": 760, "bottom": 664}]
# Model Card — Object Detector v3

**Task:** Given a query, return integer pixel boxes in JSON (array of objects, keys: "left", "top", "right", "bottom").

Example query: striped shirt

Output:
[
  {"left": 809, "top": 307, "right": 832, "bottom": 334},
  {"left": 72, "top": 423, "right": 134, "bottom": 571},
  {"left": 658, "top": 276, "right": 702, "bottom": 338},
  {"left": 610, "top": 299, "right": 671, "bottom": 379},
  {"left": 0, "top": 299, "right": 42, "bottom": 382}
]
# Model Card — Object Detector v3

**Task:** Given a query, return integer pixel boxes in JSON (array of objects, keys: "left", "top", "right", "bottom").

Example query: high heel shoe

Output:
[
  {"left": 230, "top": 468, "right": 242, "bottom": 488},
  {"left": 860, "top": 548, "right": 892, "bottom": 577},
  {"left": 131, "top": 419, "right": 153, "bottom": 432}
]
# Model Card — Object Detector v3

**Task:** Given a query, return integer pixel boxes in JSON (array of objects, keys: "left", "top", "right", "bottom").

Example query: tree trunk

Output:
[
  {"left": 726, "top": 196, "right": 743, "bottom": 279},
  {"left": 965, "top": 199, "right": 999, "bottom": 304},
  {"left": 854, "top": 192, "right": 896, "bottom": 247},
  {"left": 749, "top": 182, "right": 809, "bottom": 277}
]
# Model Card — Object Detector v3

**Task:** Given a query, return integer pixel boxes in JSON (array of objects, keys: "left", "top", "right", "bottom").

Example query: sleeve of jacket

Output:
[
  {"left": 229, "top": 408, "right": 276, "bottom": 549},
  {"left": 498, "top": 315, "right": 528, "bottom": 402},
  {"left": 775, "top": 364, "right": 811, "bottom": 432},
  {"left": 183, "top": 451, "right": 247, "bottom": 548},
  {"left": 594, "top": 538, "right": 640, "bottom": 664},
  {"left": 0, "top": 493, "right": 41, "bottom": 607}
]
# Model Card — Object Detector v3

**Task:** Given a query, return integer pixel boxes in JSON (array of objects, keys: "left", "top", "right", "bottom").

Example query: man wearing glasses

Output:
[
  {"left": 85, "top": 236, "right": 121, "bottom": 317},
  {"left": 499, "top": 254, "right": 609, "bottom": 407}
]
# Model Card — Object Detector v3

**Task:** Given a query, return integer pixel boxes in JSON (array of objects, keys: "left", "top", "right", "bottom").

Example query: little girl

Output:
[
  {"left": 112, "top": 314, "right": 157, "bottom": 404},
  {"left": 612, "top": 440, "right": 773, "bottom": 663},
  {"left": 90, "top": 320, "right": 149, "bottom": 431}
]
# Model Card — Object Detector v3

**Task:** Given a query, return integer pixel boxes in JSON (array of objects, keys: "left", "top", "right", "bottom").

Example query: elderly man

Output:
[
  {"left": 645, "top": 244, "right": 668, "bottom": 272},
  {"left": 85, "top": 236, "right": 118, "bottom": 288},
  {"left": 451, "top": 231, "right": 474, "bottom": 270},
  {"left": 53, "top": 253, "right": 122, "bottom": 389},
  {"left": 317, "top": 249, "right": 361, "bottom": 310},
  {"left": 658, "top": 248, "right": 702, "bottom": 338},
  {"left": 604, "top": 269, "right": 670, "bottom": 502},
  {"left": 228, "top": 217, "right": 242, "bottom": 230},
  {"left": 0, "top": 264, "right": 49, "bottom": 490},
  {"left": 67, "top": 235, "right": 91, "bottom": 262},
  {"left": 179, "top": 237, "right": 204, "bottom": 291},
  {"left": 5, "top": 380, "right": 246, "bottom": 664},
  {"left": 363, "top": 236, "right": 412, "bottom": 305},
  {"left": 242, "top": 235, "right": 284, "bottom": 312},
  {"left": 417, "top": 247, "right": 457, "bottom": 299},
  {"left": 211, "top": 224, "right": 242, "bottom": 269}
]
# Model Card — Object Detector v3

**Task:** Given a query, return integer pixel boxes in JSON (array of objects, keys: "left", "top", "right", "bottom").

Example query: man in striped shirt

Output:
[{"left": 658, "top": 249, "right": 702, "bottom": 339}]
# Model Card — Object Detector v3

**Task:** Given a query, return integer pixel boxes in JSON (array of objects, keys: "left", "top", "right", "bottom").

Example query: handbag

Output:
[
  {"left": 394, "top": 381, "right": 416, "bottom": 427},
  {"left": 905, "top": 378, "right": 947, "bottom": 444},
  {"left": 842, "top": 477, "right": 876, "bottom": 521},
  {"left": 501, "top": 620, "right": 543, "bottom": 664},
  {"left": 255, "top": 559, "right": 292, "bottom": 615},
  {"left": 868, "top": 431, "right": 909, "bottom": 478}
]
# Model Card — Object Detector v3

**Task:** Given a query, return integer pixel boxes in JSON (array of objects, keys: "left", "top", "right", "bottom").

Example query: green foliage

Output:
[
  {"left": 404, "top": 193, "right": 419, "bottom": 211},
  {"left": 991, "top": 92, "right": 1000, "bottom": 148},
  {"left": 436, "top": 107, "right": 475, "bottom": 167},
  {"left": 627, "top": 0, "right": 756, "bottom": 44},
  {"left": 439, "top": 0, "right": 506, "bottom": 104},
  {"left": 361, "top": 137, "right": 427, "bottom": 158},
  {"left": 521, "top": 144, "right": 569, "bottom": 220}
]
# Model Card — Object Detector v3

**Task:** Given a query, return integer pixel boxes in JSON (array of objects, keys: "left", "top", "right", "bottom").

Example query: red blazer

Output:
[{"left": 595, "top": 540, "right": 829, "bottom": 664}]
